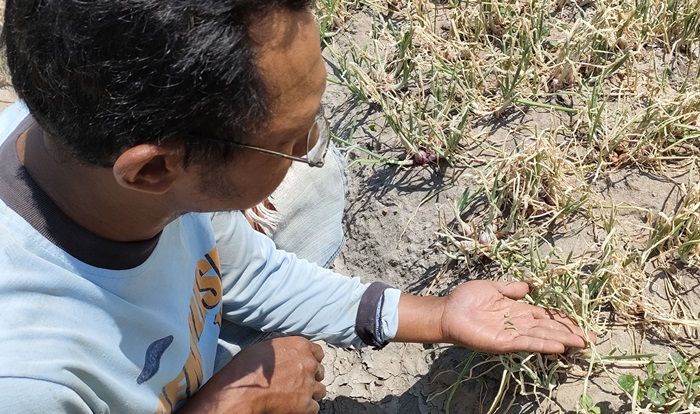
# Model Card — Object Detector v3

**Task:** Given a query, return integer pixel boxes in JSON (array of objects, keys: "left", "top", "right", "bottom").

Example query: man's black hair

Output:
[{"left": 2, "top": 0, "right": 314, "bottom": 166}]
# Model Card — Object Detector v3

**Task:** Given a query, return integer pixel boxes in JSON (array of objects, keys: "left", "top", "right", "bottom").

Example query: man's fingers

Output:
[
  {"left": 533, "top": 317, "right": 586, "bottom": 335},
  {"left": 312, "top": 381, "right": 327, "bottom": 402},
  {"left": 509, "top": 336, "right": 567, "bottom": 354},
  {"left": 306, "top": 400, "right": 321, "bottom": 414},
  {"left": 310, "top": 343, "right": 324, "bottom": 362},
  {"left": 315, "top": 364, "right": 325, "bottom": 382},
  {"left": 528, "top": 305, "right": 585, "bottom": 330},
  {"left": 525, "top": 326, "right": 587, "bottom": 348},
  {"left": 494, "top": 281, "right": 530, "bottom": 299},
  {"left": 530, "top": 305, "right": 575, "bottom": 323},
  {"left": 500, "top": 289, "right": 597, "bottom": 347},
  {"left": 520, "top": 305, "right": 593, "bottom": 345}
]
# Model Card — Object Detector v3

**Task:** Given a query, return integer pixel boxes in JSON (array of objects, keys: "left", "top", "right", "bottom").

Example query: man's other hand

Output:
[{"left": 179, "top": 336, "right": 326, "bottom": 414}]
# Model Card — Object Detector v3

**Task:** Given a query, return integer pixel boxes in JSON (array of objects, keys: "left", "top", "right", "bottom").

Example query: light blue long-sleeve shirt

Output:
[{"left": 0, "top": 102, "right": 400, "bottom": 413}]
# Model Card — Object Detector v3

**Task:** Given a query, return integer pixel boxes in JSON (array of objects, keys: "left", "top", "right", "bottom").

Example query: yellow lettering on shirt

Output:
[{"left": 155, "top": 249, "right": 223, "bottom": 413}]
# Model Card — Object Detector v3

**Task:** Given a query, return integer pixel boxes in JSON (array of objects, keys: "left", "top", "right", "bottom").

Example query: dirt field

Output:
[{"left": 317, "top": 2, "right": 700, "bottom": 413}]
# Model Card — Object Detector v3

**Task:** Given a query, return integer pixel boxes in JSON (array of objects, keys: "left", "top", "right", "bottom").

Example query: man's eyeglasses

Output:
[{"left": 228, "top": 107, "right": 330, "bottom": 168}]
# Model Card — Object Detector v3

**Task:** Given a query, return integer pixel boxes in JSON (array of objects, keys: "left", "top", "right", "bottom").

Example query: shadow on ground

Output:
[{"left": 319, "top": 347, "right": 541, "bottom": 414}]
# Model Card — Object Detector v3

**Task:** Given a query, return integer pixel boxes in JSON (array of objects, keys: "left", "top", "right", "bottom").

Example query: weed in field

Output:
[{"left": 618, "top": 352, "right": 700, "bottom": 412}]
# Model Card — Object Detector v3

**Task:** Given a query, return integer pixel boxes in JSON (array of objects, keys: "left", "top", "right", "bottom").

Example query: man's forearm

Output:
[
  {"left": 176, "top": 366, "right": 258, "bottom": 414},
  {"left": 213, "top": 211, "right": 372, "bottom": 348},
  {"left": 391, "top": 294, "right": 447, "bottom": 344}
]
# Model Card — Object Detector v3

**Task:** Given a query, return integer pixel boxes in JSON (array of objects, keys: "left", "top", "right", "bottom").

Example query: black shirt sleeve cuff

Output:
[{"left": 354, "top": 281, "right": 393, "bottom": 349}]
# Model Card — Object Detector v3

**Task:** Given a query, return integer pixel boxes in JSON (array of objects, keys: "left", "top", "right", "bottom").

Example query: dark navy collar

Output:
[{"left": 0, "top": 121, "right": 160, "bottom": 270}]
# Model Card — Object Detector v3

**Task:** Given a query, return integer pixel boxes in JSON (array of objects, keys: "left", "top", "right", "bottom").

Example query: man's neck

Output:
[{"left": 17, "top": 124, "right": 178, "bottom": 242}]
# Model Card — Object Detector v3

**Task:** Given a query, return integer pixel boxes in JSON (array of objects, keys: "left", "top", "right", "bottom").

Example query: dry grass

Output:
[{"left": 322, "top": 0, "right": 700, "bottom": 412}]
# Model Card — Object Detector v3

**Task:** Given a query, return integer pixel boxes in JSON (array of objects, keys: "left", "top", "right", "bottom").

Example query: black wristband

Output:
[{"left": 355, "top": 281, "right": 392, "bottom": 349}]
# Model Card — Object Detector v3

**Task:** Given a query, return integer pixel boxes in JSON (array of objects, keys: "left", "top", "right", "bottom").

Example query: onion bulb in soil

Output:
[{"left": 412, "top": 149, "right": 437, "bottom": 166}]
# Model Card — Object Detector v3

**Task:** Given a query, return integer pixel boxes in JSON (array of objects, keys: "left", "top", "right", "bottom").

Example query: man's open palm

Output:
[{"left": 441, "top": 281, "right": 588, "bottom": 354}]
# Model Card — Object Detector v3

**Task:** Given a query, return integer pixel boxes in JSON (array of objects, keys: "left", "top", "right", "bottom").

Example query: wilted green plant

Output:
[{"left": 446, "top": 129, "right": 588, "bottom": 244}]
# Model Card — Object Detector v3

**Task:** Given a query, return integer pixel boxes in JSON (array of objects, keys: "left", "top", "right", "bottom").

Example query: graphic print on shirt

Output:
[
  {"left": 155, "top": 249, "right": 223, "bottom": 413},
  {"left": 138, "top": 336, "right": 175, "bottom": 384}
]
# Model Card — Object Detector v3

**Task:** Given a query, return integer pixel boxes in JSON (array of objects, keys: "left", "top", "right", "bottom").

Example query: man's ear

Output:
[{"left": 112, "top": 143, "right": 185, "bottom": 194}]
